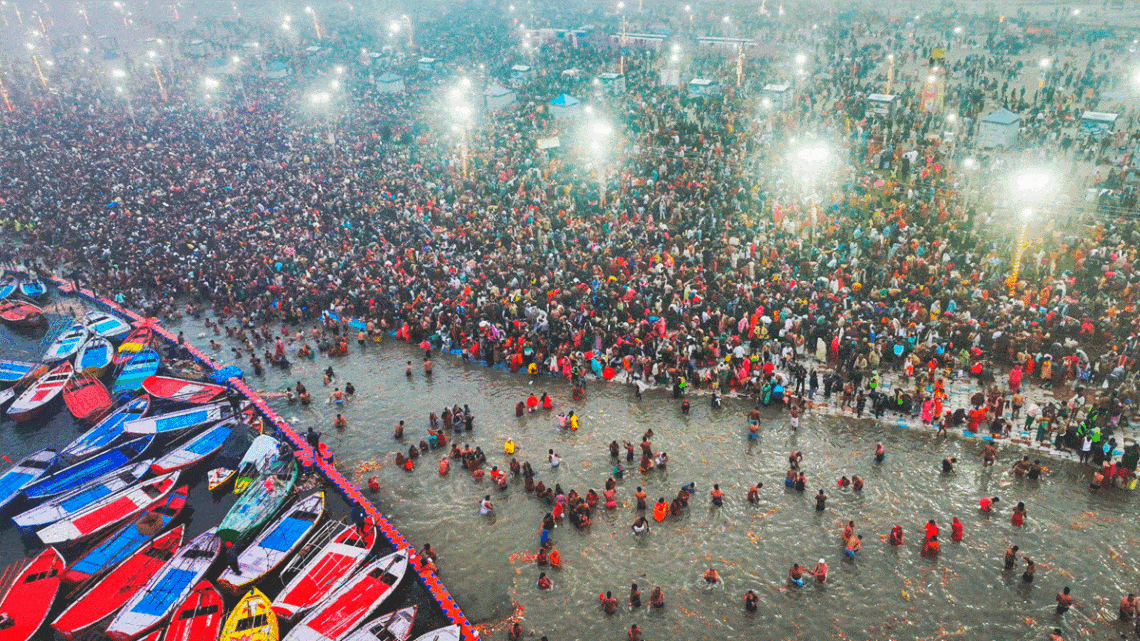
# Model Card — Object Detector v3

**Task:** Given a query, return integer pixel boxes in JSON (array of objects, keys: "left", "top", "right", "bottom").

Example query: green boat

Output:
[{"left": 218, "top": 457, "right": 298, "bottom": 542}]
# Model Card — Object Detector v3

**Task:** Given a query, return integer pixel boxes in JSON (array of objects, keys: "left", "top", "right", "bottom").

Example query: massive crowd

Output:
[{"left": 1, "top": 3, "right": 1140, "bottom": 464}]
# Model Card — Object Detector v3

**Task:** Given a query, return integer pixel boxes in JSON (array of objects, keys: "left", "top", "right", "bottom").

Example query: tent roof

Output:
[
  {"left": 485, "top": 84, "right": 513, "bottom": 97},
  {"left": 377, "top": 72, "right": 403, "bottom": 83},
  {"left": 981, "top": 108, "right": 1020, "bottom": 125},
  {"left": 550, "top": 93, "right": 580, "bottom": 106}
]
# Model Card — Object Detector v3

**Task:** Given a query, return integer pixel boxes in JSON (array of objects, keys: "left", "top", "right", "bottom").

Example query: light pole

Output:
[
  {"left": 305, "top": 5, "right": 323, "bottom": 39},
  {"left": 885, "top": 53, "right": 894, "bottom": 94},
  {"left": 111, "top": 68, "right": 134, "bottom": 125},
  {"left": 588, "top": 117, "right": 614, "bottom": 206},
  {"left": 1006, "top": 168, "right": 1053, "bottom": 295},
  {"left": 790, "top": 141, "right": 832, "bottom": 247},
  {"left": 449, "top": 78, "right": 473, "bottom": 179}
]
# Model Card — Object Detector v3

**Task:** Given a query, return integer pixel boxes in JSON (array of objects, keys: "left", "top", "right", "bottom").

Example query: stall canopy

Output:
[
  {"left": 596, "top": 72, "right": 626, "bottom": 94},
  {"left": 549, "top": 93, "right": 581, "bottom": 119},
  {"left": 376, "top": 72, "right": 405, "bottom": 94},
  {"left": 1079, "top": 111, "right": 1118, "bottom": 136},
  {"left": 761, "top": 84, "right": 791, "bottom": 108},
  {"left": 510, "top": 64, "right": 535, "bottom": 87},
  {"left": 688, "top": 77, "right": 719, "bottom": 98},
  {"left": 866, "top": 93, "right": 897, "bottom": 115},
  {"left": 978, "top": 108, "right": 1021, "bottom": 148},
  {"left": 484, "top": 84, "right": 516, "bottom": 113},
  {"left": 264, "top": 61, "right": 291, "bottom": 79},
  {"left": 418, "top": 57, "right": 437, "bottom": 73}
]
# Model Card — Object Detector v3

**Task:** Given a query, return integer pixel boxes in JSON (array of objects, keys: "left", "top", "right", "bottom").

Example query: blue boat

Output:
[
  {"left": 59, "top": 396, "right": 151, "bottom": 462},
  {"left": 62, "top": 485, "right": 188, "bottom": 584},
  {"left": 22, "top": 436, "right": 154, "bottom": 501},
  {"left": 84, "top": 311, "right": 132, "bottom": 342},
  {"left": 112, "top": 348, "right": 160, "bottom": 397},
  {"left": 76, "top": 337, "right": 114, "bottom": 376},
  {"left": 0, "top": 278, "right": 16, "bottom": 300},
  {"left": 0, "top": 360, "right": 38, "bottom": 385},
  {"left": 151, "top": 419, "right": 236, "bottom": 474},
  {"left": 12, "top": 459, "right": 152, "bottom": 531},
  {"left": 19, "top": 279, "right": 46, "bottom": 299},
  {"left": 123, "top": 402, "right": 230, "bottom": 436},
  {"left": 0, "top": 449, "right": 57, "bottom": 512}
]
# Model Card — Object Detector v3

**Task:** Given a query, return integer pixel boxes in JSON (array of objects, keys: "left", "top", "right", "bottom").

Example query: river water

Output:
[{"left": 3, "top": 309, "right": 1139, "bottom": 641}]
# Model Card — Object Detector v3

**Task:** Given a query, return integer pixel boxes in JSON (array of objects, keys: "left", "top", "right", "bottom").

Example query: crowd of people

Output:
[{"left": 4, "top": 1, "right": 1140, "bottom": 639}]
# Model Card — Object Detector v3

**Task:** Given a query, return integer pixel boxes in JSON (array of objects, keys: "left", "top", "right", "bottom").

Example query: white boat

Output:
[
  {"left": 151, "top": 418, "right": 237, "bottom": 474},
  {"left": 343, "top": 606, "right": 417, "bottom": 641},
  {"left": 218, "top": 492, "right": 325, "bottom": 593},
  {"left": 409, "top": 626, "right": 461, "bottom": 641},
  {"left": 123, "top": 402, "right": 230, "bottom": 435},
  {"left": 43, "top": 325, "right": 91, "bottom": 363},
  {"left": 12, "top": 459, "right": 153, "bottom": 530},
  {"left": 282, "top": 550, "right": 409, "bottom": 641},
  {"left": 270, "top": 522, "right": 377, "bottom": 622},
  {"left": 59, "top": 395, "right": 150, "bottom": 462},
  {"left": 0, "top": 448, "right": 57, "bottom": 511},
  {"left": 37, "top": 471, "right": 180, "bottom": 545},
  {"left": 76, "top": 336, "right": 115, "bottom": 376},
  {"left": 7, "top": 362, "right": 73, "bottom": 422},
  {"left": 84, "top": 311, "right": 132, "bottom": 342},
  {"left": 232, "top": 434, "right": 280, "bottom": 495},
  {"left": 104, "top": 527, "right": 222, "bottom": 641}
]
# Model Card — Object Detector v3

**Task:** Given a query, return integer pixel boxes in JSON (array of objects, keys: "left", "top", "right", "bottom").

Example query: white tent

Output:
[
  {"left": 510, "top": 64, "right": 535, "bottom": 87},
  {"left": 376, "top": 72, "right": 405, "bottom": 94},
  {"left": 688, "top": 77, "right": 719, "bottom": 98},
  {"left": 264, "top": 61, "right": 291, "bottom": 79},
  {"left": 549, "top": 93, "right": 581, "bottom": 119},
  {"left": 596, "top": 72, "right": 625, "bottom": 94},
  {"left": 866, "top": 93, "right": 897, "bottom": 116},
  {"left": 978, "top": 108, "right": 1020, "bottom": 148},
  {"left": 484, "top": 84, "right": 516, "bottom": 113},
  {"left": 418, "top": 57, "right": 437, "bottom": 73},
  {"left": 761, "top": 84, "right": 791, "bottom": 109}
]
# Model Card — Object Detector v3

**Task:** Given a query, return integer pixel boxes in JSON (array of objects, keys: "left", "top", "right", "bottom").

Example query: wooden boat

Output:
[
  {"left": 114, "top": 326, "right": 154, "bottom": 368},
  {"left": 105, "top": 527, "right": 221, "bottom": 641},
  {"left": 50, "top": 525, "right": 185, "bottom": 640},
  {"left": 37, "top": 471, "right": 179, "bottom": 545},
  {"left": 23, "top": 436, "right": 152, "bottom": 501},
  {"left": 0, "top": 387, "right": 14, "bottom": 411},
  {"left": 84, "top": 311, "right": 132, "bottom": 342},
  {"left": 13, "top": 459, "right": 153, "bottom": 530},
  {"left": 218, "top": 458, "right": 297, "bottom": 542},
  {"left": 6, "top": 361, "right": 73, "bottom": 422},
  {"left": 220, "top": 587, "right": 278, "bottom": 641},
  {"left": 0, "top": 547, "right": 65, "bottom": 641},
  {"left": 63, "top": 372, "right": 114, "bottom": 424},
  {"left": 112, "top": 348, "right": 160, "bottom": 397},
  {"left": 43, "top": 325, "right": 91, "bottom": 363},
  {"left": 409, "top": 626, "right": 461, "bottom": 641},
  {"left": 0, "top": 448, "right": 56, "bottom": 512},
  {"left": 282, "top": 549, "right": 409, "bottom": 641},
  {"left": 151, "top": 418, "right": 236, "bottom": 474},
  {"left": 0, "top": 360, "right": 38, "bottom": 386},
  {"left": 218, "top": 492, "right": 324, "bottom": 594},
  {"left": 0, "top": 277, "right": 16, "bottom": 300},
  {"left": 271, "top": 521, "right": 378, "bottom": 622},
  {"left": 208, "top": 467, "right": 236, "bottom": 491},
  {"left": 64, "top": 485, "right": 188, "bottom": 584},
  {"left": 142, "top": 375, "right": 228, "bottom": 404},
  {"left": 136, "top": 629, "right": 163, "bottom": 641},
  {"left": 343, "top": 606, "right": 417, "bottom": 641},
  {"left": 0, "top": 299, "right": 45, "bottom": 327},
  {"left": 165, "top": 580, "right": 225, "bottom": 641},
  {"left": 59, "top": 395, "right": 150, "bottom": 462},
  {"left": 76, "top": 336, "right": 115, "bottom": 376},
  {"left": 233, "top": 434, "right": 281, "bottom": 495},
  {"left": 123, "top": 402, "right": 230, "bottom": 436},
  {"left": 19, "top": 278, "right": 46, "bottom": 299}
]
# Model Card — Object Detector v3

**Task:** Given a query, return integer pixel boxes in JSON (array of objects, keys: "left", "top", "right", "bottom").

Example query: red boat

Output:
[
  {"left": 0, "top": 299, "right": 45, "bottom": 327},
  {"left": 114, "top": 326, "right": 154, "bottom": 368},
  {"left": 141, "top": 375, "right": 227, "bottom": 404},
  {"left": 164, "top": 580, "right": 224, "bottom": 641},
  {"left": 7, "top": 361, "right": 72, "bottom": 422},
  {"left": 63, "top": 373, "right": 114, "bottom": 424},
  {"left": 0, "top": 547, "right": 65, "bottom": 641},
  {"left": 50, "top": 526, "right": 185, "bottom": 640}
]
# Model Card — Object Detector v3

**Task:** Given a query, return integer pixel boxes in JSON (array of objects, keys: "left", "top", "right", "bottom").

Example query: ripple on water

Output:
[{"left": 160, "top": 315, "right": 1140, "bottom": 639}]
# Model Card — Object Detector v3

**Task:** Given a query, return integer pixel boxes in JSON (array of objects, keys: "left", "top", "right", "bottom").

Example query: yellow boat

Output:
[{"left": 220, "top": 587, "right": 279, "bottom": 641}]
